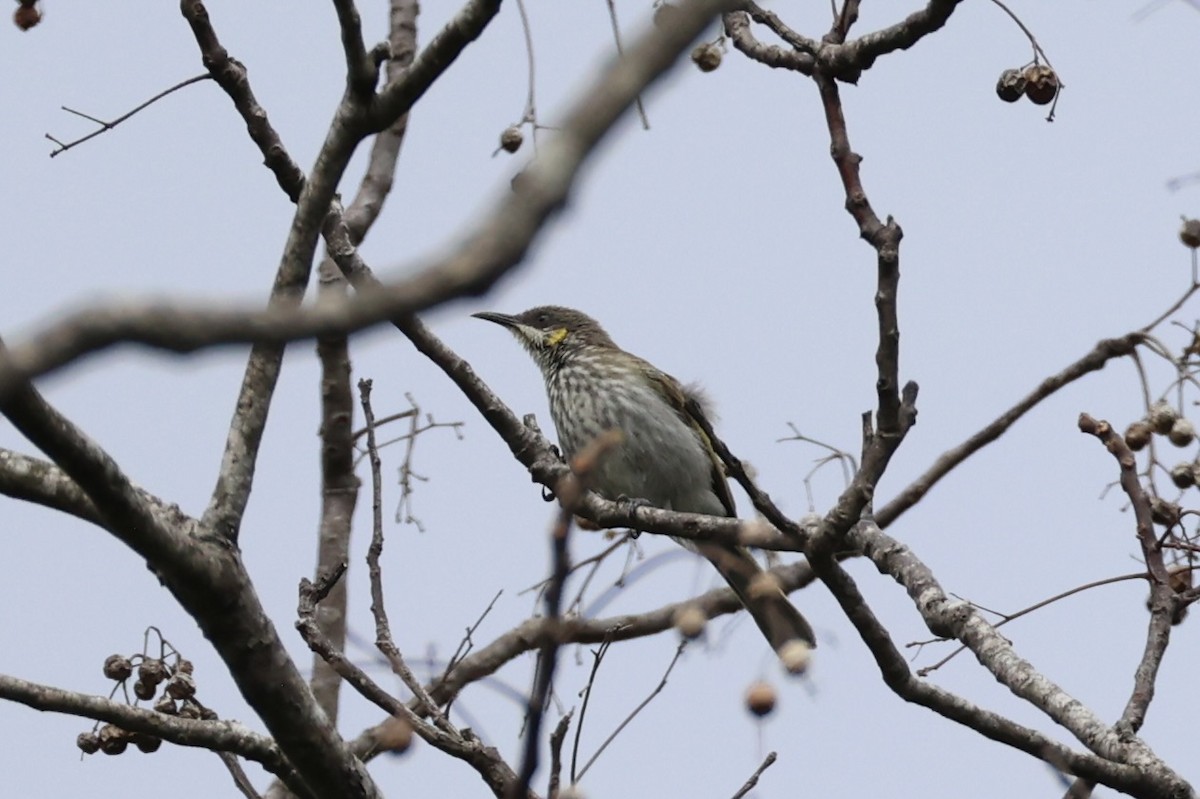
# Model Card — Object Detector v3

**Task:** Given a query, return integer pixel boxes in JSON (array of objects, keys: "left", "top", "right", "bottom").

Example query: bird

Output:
[{"left": 473, "top": 305, "right": 816, "bottom": 656}]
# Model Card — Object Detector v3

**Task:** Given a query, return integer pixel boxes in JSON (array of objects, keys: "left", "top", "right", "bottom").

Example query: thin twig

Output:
[
  {"left": 605, "top": 0, "right": 650, "bottom": 129},
  {"left": 514, "top": 0, "right": 538, "bottom": 135},
  {"left": 547, "top": 710, "right": 574, "bottom": 799},
  {"left": 569, "top": 638, "right": 613, "bottom": 784},
  {"left": 46, "top": 75, "right": 211, "bottom": 157},
  {"left": 730, "top": 751, "right": 777, "bottom": 799},
  {"left": 911, "top": 571, "right": 1151, "bottom": 676},
  {"left": 359, "top": 380, "right": 457, "bottom": 735},
  {"left": 217, "top": 752, "right": 264, "bottom": 799},
  {"left": 574, "top": 640, "right": 688, "bottom": 781}
]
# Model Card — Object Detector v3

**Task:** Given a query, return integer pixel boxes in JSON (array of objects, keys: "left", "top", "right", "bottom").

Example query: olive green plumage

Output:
[{"left": 474, "top": 305, "right": 816, "bottom": 653}]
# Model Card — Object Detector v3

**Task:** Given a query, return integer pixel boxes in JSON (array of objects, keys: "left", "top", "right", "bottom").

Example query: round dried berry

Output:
[
  {"left": 499, "top": 126, "right": 523, "bottom": 154},
  {"left": 1170, "top": 463, "right": 1195, "bottom": 489},
  {"left": 133, "top": 679, "right": 156, "bottom": 701},
  {"left": 1169, "top": 419, "right": 1196, "bottom": 447},
  {"left": 691, "top": 43, "right": 722, "bottom": 73},
  {"left": 178, "top": 701, "right": 202, "bottom": 719},
  {"left": 175, "top": 659, "right": 194, "bottom": 675},
  {"left": 1181, "top": 218, "right": 1200, "bottom": 250},
  {"left": 13, "top": 4, "right": 41, "bottom": 31},
  {"left": 153, "top": 695, "right": 177, "bottom": 716},
  {"left": 672, "top": 604, "right": 707, "bottom": 640},
  {"left": 1149, "top": 401, "right": 1180, "bottom": 435},
  {"left": 138, "top": 658, "right": 168, "bottom": 686},
  {"left": 745, "top": 680, "right": 777, "bottom": 717},
  {"left": 1125, "top": 421, "right": 1153, "bottom": 451},
  {"left": 1022, "top": 65, "right": 1059, "bottom": 105},
  {"left": 98, "top": 724, "right": 129, "bottom": 755},
  {"left": 779, "top": 640, "right": 812, "bottom": 676},
  {"left": 378, "top": 716, "right": 414, "bottom": 754},
  {"left": 1151, "top": 497, "right": 1181, "bottom": 527},
  {"left": 166, "top": 673, "right": 196, "bottom": 700},
  {"left": 748, "top": 571, "right": 782, "bottom": 601},
  {"left": 103, "top": 654, "right": 133, "bottom": 682},
  {"left": 76, "top": 732, "right": 101, "bottom": 755},
  {"left": 995, "top": 69, "right": 1026, "bottom": 103},
  {"left": 133, "top": 733, "right": 162, "bottom": 754}
]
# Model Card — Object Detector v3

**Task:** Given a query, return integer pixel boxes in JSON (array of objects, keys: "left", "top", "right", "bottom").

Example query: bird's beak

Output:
[
  {"left": 471, "top": 311, "right": 521, "bottom": 329},
  {"left": 473, "top": 310, "right": 544, "bottom": 348}
]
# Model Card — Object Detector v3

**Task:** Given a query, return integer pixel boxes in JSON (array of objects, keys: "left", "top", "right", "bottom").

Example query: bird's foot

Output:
[{"left": 615, "top": 495, "right": 652, "bottom": 538}]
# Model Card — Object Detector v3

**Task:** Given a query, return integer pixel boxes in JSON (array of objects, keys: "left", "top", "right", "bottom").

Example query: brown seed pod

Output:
[
  {"left": 98, "top": 724, "right": 129, "bottom": 755},
  {"left": 748, "top": 571, "right": 783, "bottom": 601},
  {"left": 691, "top": 43, "right": 722, "bottom": 73},
  {"left": 1181, "top": 218, "right": 1200, "bottom": 250},
  {"left": 1022, "top": 65, "right": 1059, "bottom": 105},
  {"left": 994, "top": 69, "right": 1026, "bottom": 103},
  {"left": 1149, "top": 401, "right": 1180, "bottom": 435},
  {"left": 133, "top": 733, "right": 163, "bottom": 754},
  {"left": 138, "top": 658, "right": 168, "bottom": 686},
  {"left": 103, "top": 654, "right": 133, "bottom": 682},
  {"left": 672, "top": 604, "right": 707, "bottom": 640},
  {"left": 779, "top": 640, "right": 812, "bottom": 676},
  {"left": 175, "top": 659, "right": 194, "bottom": 675},
  {"left": 166, "top": 673, "right": 196, "bottom": 700},
  {"left": 1150, "top": 497, "right": 1181, "bottom": 527},
  {"left": 1168, "top": 419, "right": 1196, "bottom": 447},
  {"left": 13, "top": 3, "right": 41, "bottom": 31},
  {"left": 133, "top": 679, "right": 156, "bottom": 701},
  {"left": 153, "top": 695, "right": 177, "bottom": 716},
  {"left": 499, "top": 126, "right": 523, "bottom": 154},
  {"left": 1168, "top": 567, "right": 1193, "bottom": 595},
  {"left": 1170, "top": 463, "right": 1195, "bottom": 489},
  {"left": 377, "top": 716, "right": 414, "bottom": 754},
  {"left": 76, "top": 732, "right": 101, "bottom": 755},
  {"left": 178, "top": 701, "right": 202, "bottom": 719},
  {"left": 744, "top": 680, "right": 777, "bottom": 717},
  {"left": 1124, "top": 421, "right": 1153, "bottom": 451}
]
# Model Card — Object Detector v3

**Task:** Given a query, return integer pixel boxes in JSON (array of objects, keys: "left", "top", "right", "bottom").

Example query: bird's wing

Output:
[{"left": 643, "top": 363, "right": 738, "bottom": 518}]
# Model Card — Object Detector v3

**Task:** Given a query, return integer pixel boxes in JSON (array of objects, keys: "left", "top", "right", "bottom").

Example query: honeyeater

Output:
[{"left": 473, "top": 305, "right": 816, "bottom": 654}]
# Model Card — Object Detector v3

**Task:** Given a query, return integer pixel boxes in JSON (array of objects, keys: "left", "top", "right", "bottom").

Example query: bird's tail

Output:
[{"left": 697, "top": 542, "right": 817, "bottom": 654}]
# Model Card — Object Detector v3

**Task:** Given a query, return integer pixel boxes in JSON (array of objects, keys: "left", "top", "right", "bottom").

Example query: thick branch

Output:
[
  {"left": 848, "top": 520, "right": 1192, "bottom": 798},
  {"left": 0, "top": 447, "right": 104, "bottom": 526}
]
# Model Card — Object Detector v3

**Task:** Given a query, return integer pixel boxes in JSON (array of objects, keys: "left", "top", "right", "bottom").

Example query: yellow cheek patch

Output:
[{"left": 547, "top": 328, "right": 568, "bottom": 346}]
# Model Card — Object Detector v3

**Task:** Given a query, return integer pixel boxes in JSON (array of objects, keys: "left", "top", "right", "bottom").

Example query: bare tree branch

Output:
[
  {"left": 0, "top": 673, "right": 305, "bottom": 794},
  {"left": 296, "top": 565, "right": 528, "bottom": 798},
  {"left": 0, "top": 447, "right": 104, "bottom": 526},
  {"left": 331, "top": 0, "right": 375, "bottom": 95},
  {"left": 45, "top": 74, "right": 212, "bottom": 158},
  {"left": 878, "top": 334, "right": 1143, "bottom": 528},
  {"left": 308, "top": 277, "right": 359, "bottom": 721},
  {"left": 848, "top": 519, "right": 1193, "bottom": 798}
]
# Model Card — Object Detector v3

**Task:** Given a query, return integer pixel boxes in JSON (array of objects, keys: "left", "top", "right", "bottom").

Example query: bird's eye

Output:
[{"left": 537, "top": 313, "right": 549, "bottom": 326}]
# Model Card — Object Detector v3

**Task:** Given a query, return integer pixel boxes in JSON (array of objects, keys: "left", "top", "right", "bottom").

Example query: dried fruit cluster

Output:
[
  {"left": 76, "top": 643, "right": 212, "bottom": 757},
  {"left": 995, "top": 65, "right": 1060, "bottom": 106},
  {"left": 1125, "top": 401, "right": 1200, "bottom": 488}
]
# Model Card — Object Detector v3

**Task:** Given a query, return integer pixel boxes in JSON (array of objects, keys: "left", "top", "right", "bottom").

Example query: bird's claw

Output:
[{"left": 616, "top": 495, "right": 651, "bottom": 538}]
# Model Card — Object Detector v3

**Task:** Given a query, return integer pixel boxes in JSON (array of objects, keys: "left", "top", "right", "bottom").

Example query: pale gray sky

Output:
[{"left": 2, "top": 1, "right": 1199, "bottom": 797}]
